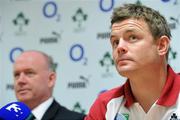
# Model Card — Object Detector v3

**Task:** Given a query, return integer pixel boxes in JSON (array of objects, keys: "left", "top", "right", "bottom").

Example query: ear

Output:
[
  {"left": 48, "top": 72, "right": 56, "bottom": 88},
  {"left": 156, "top": 36, "right": 170, "bottom": 56}
]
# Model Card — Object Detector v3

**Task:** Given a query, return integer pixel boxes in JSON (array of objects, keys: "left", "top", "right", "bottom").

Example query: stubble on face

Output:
[{"left": 111, "top": 19, "right": 158, "bottom": 77}]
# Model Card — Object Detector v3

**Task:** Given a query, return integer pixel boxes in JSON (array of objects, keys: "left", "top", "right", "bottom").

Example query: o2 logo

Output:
[
  {"left": 42, "top": 1, "right": 61, "bottom": 21},
  {"left": 161, "top": 0, "right": 178, "bottom": 4},
  {"left": 99, "top": 0, "right": 115, "bottom": 12},
  {"left": 9, "top": 47, "right": 24, "bottom": 63},
  {"left": 69, "top": 44, "right": 87, "bottom": 65},
  {"left": 162, "top": 0, "right": 170, "bottom": 2},
  {"left": 99, "top": 89, "right": 107, "bottom": 95}
]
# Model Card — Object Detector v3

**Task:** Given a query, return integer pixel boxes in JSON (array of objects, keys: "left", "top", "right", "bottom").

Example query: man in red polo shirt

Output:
[{"left": 85, "top": 3, "right": 180, "bottom": 120}]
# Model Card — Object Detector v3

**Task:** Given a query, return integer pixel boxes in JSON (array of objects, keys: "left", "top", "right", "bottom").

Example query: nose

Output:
[{"left": 117, "top": 39, "right": 128, "bottom": 55}]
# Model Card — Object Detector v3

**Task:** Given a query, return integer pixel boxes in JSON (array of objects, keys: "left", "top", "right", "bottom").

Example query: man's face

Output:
[
  {"left": 13, "top": 52, "right": 54, "bottom": 107},
  {"left": 110, "top": 19, "right": 161, "bottom": 77}
]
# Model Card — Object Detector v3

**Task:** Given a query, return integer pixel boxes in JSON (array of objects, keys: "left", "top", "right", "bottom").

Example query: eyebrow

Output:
[{"left": 110, "top": 29, "right": 135, "bottom": 37}]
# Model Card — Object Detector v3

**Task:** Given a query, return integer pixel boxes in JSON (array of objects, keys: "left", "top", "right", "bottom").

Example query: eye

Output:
[
  {"left": 129, "top": 35, "right": 137, "bottom": 41},
  {"left": 25, "top": 71, "right": 36, "bottom": 77},
  {"left": 111, "top": 38, "right": 119, "bottom": 49},
  {"left": 14, "top": 72, "right": 20, "bottom": 80},
  {"left": 113, "top": 40, "right": 119, "bottom": 47}
]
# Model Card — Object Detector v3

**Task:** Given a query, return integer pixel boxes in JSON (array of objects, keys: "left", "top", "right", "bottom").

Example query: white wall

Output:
[{"left": 0, "top": 0, "right": 180, "bottom": 113}]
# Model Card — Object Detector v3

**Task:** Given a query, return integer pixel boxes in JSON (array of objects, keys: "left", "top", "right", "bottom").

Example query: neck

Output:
[
  {"left": 128, "top": 64, "right": 167, "bottom": 112},
  {"left": 25, "top": 95, "right": 51, "bottom": 110}
]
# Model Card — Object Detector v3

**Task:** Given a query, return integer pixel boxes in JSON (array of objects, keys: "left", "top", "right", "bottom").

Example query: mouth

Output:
[
  {"left": 116, "top": 58, "right": 131, "bottom": 65},
  {"left": 17, "top": 89, "right": 30, "bottom": 94}
]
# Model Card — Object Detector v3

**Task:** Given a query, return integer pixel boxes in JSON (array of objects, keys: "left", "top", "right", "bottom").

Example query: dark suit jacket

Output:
[{"left": 41, "top": 99, "right": 86, "bottom": 120}]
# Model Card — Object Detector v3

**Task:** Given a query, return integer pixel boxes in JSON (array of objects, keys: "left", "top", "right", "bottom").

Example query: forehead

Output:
[
  {"left": 111, "top": 19, "right": 150, "bottom": 33},
  {"left": 14, "top": 52, "right": 47, "bottom": 70}
]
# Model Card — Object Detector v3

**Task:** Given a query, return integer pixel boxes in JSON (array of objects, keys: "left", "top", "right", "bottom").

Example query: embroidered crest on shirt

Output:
[
  {"left": 114, "top": 113, "right": 129, "bottom": 120},
  {"left": 170, "top": 113, "right": 180, "bottom": 120}
]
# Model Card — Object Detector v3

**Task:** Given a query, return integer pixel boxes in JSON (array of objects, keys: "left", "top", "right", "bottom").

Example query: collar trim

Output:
[
  {"left": 157, "top": 65, "right": 180, "bottom": 106},
  {"left": 123, "top": 65, "right": 180, "bottom": 108}
]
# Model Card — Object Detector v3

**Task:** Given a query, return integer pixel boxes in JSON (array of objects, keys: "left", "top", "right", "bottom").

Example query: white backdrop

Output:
[{"left": 0, "top": 0, "right": 180, "bottom": 114}]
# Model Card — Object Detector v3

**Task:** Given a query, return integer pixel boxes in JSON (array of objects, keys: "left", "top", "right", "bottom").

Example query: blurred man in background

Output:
[{"left": 13, "top": 50, "right": 85, "bottom": 120}]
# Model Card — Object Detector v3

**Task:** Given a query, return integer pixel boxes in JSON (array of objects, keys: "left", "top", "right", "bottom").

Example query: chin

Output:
[
  {"left": 17, "top": 95, "right": 31, "bottom": 102},
  {"left": 116, "top": 66, "right": 136, "bottom": 76}
]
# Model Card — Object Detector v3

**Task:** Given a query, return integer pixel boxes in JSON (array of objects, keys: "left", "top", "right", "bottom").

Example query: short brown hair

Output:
[{"left": 111, "top": 3, "right": 171, "bottom": 59}]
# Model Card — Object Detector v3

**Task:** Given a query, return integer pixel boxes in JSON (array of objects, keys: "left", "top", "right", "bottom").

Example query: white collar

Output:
[{"left": 32, "top": 97, "right": 53, "bottom": 120}]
